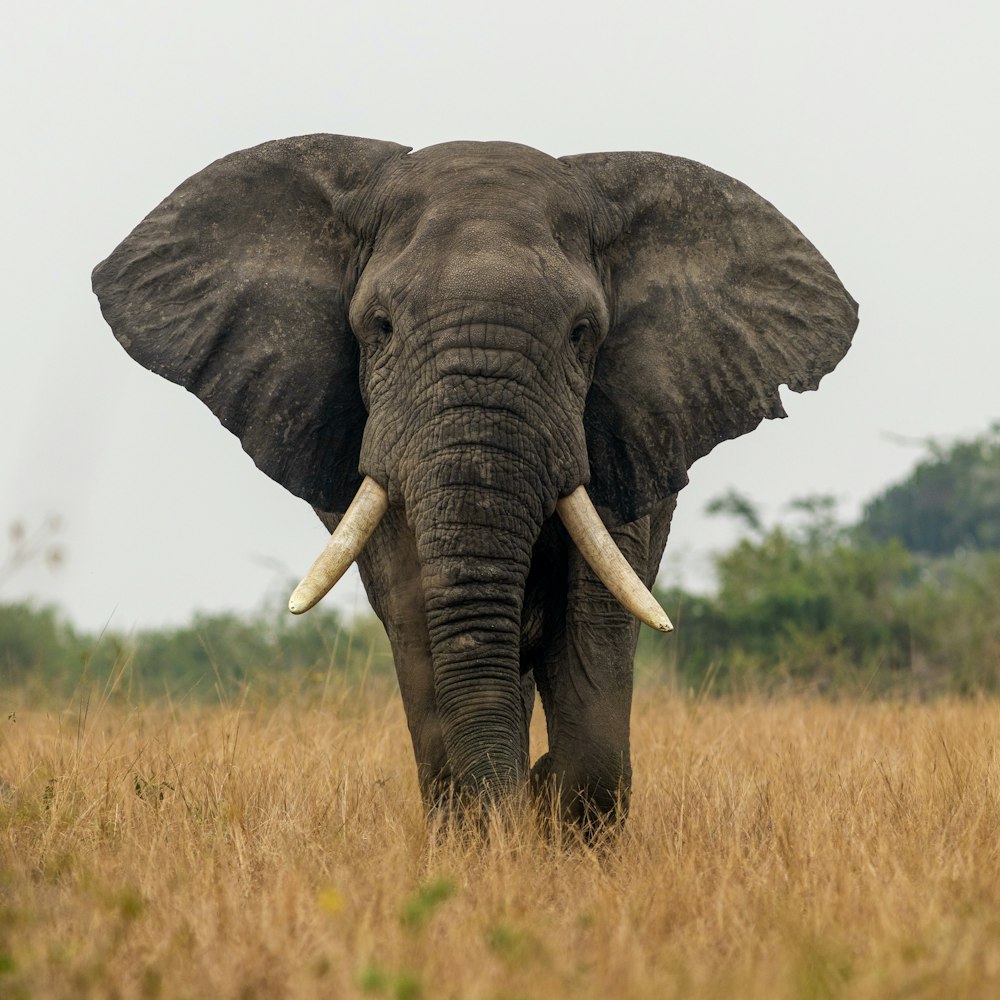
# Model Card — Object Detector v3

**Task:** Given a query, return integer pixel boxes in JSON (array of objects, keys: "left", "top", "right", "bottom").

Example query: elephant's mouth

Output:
[{"left": 287, "top": 476, "right": 673, "bottom": 633}]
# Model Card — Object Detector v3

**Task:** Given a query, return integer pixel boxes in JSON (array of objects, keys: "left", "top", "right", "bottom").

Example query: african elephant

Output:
[{"left": 92, "top": 135, "right": 857, "bottom": 827}]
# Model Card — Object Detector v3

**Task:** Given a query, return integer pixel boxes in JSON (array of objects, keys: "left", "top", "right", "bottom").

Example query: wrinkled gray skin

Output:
[{"left": 93, "top": 135, "right": 858, "bottom": 828}]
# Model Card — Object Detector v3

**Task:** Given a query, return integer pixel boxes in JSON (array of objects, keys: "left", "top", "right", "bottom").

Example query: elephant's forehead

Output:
[
  {"left": 367, "top": 144, "right": 599, "bottom": 310},
  {"left": 388, "top": 142, "right": 583, "bottom": 223},
  {"left": 406, "top": 140, "right": 565, "bottom": 177}
]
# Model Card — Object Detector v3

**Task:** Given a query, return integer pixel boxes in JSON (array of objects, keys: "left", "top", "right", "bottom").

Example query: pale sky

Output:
[{"left": 2, "top": 1, "right": 997, "bottom": 631}]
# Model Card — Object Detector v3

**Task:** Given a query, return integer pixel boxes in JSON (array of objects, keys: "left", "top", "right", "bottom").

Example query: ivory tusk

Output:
[
  {"left": 288, "top": 476, "right": 389, "bottom": 614},
  {"left": 556, "top": 487, "right": 674, "bottom": 633}
]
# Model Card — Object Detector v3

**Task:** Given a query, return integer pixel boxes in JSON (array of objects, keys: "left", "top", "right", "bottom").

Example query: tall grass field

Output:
[{"left": 1, "top": 678, "right": 998, "bottom": 998}]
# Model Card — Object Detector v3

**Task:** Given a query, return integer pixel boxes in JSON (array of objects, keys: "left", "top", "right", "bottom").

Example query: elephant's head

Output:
[{"left": 93, "top": 134, "right": 857, "bottom": 801}]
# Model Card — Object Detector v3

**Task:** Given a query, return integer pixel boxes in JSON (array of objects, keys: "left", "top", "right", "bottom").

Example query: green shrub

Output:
[
  {"left": 641, "top": 495, "right": 1000, "bottom": 696},
  {"left": 0, "top": 599, "right": 393, "bottom": 702}
]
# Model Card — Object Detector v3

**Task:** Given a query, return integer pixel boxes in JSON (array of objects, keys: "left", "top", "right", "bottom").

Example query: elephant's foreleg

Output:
[
  {"left": 319, "top": 506, "right": 451, "bottom": 807},
  {"left": 530, "top": 497, "right": 676, "bottom": 829}
]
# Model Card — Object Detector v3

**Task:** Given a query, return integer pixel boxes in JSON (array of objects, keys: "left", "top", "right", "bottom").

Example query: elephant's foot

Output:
[
  {"left": 529, "top": 752, "right": 629, "bottom": 838},
  {"left": 417, "top": 762, "right": 456, "bottom": 815}
]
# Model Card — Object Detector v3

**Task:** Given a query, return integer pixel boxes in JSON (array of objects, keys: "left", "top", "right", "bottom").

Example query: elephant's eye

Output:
[
  {"left": 373, "top": 314, "right": 393, "bottom": 338},
  {"left": 569, "top": 320, "right": 590, "bottom": 346}
]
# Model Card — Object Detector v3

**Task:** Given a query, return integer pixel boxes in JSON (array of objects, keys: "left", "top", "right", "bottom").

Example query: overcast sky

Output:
[{"left": 2, "top": 1, "right": 996, "bottom": 632}]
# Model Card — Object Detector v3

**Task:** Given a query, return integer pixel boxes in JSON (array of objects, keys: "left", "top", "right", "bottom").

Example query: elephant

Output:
[{"left": 92, "top": 134, "right": 858, "bottom": 828}]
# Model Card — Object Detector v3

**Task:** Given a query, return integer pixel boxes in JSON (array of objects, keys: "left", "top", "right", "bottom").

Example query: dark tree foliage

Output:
[
  {"left": 642, "top": 519, "right": 920, "bottom": 694},
  {"left": 638, "top": 472, "right": 1000, "bottom": 696},
  {"left": 859, "top": 425, "right": 1000, "bottom": 555}
]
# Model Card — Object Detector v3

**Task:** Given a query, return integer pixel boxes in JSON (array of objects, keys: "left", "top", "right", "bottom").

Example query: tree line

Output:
[
  {"left": 641, "top": 424, "right": 1000, "bottom": 695},
  {"left": 0, "top": 599, "right": 394, "bottom": 701},
  {"left": 3, "top": 425, "right": 999, "bottom": 699}
]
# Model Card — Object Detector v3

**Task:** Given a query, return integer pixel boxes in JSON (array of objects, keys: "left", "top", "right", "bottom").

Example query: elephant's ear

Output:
[
  {"left": 93, "top": 133, "right": 410, "bottom": 513},
  {"left": 564, "top": 152, "right": 859, "bottom": 525}
]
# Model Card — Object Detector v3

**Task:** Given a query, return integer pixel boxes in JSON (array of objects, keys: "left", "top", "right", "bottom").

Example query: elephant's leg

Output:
[
  {"left": 317, "top": 506, "right": 450, "bottom": 807},
  {"left": 520, "top": 521, "right": 564, "bottom": 792},
  {"left": 530, "top": 497, "right": 676, "bottom": 828}
]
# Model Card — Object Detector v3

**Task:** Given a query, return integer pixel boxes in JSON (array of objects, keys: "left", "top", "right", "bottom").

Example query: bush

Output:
[
  {"left": 0, "top": 602, "right": 120, "bottom": 688},
  {"left": 641, "top": 497, "right": 1000, "bottom": 696},
  {"left": 0, "top": 599, "right": 393, "bottom": 701}
]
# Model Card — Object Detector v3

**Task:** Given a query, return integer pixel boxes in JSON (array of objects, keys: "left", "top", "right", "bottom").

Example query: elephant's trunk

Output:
[{"left": 405, "top": 426, "right": 547, "bottom": 800}]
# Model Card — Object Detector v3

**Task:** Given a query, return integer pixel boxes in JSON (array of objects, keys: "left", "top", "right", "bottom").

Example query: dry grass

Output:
[{"left": 1, "top": 680, "right": 999, "bottom": 999}]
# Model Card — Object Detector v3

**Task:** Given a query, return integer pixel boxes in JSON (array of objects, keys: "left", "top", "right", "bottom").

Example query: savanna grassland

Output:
[{"left": 1, "top": 677, "right": 999, "bottom": 1000}]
